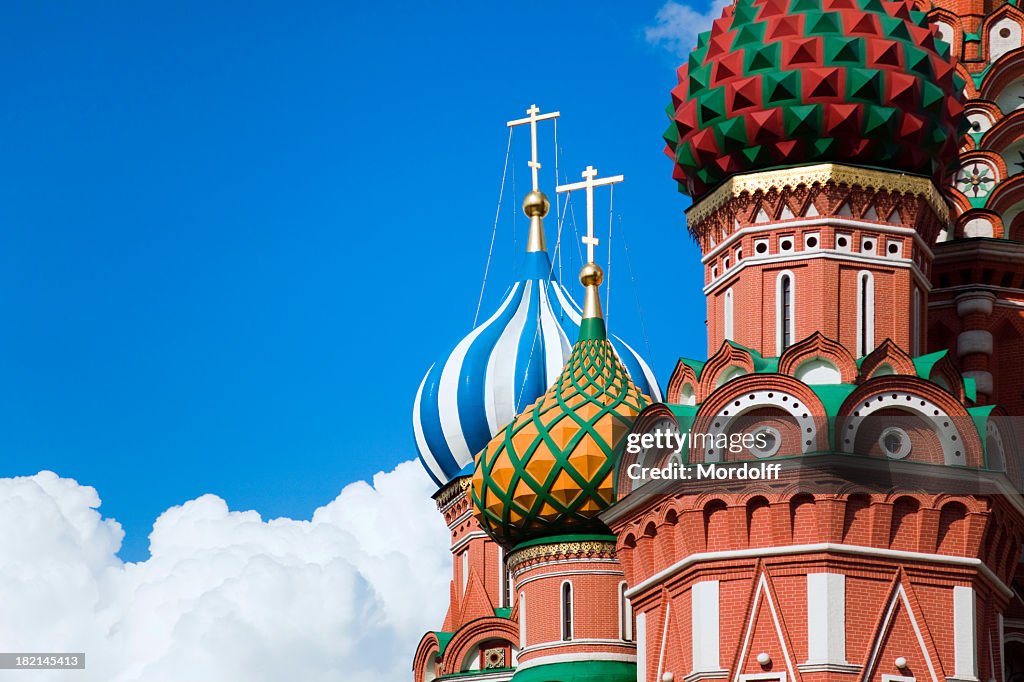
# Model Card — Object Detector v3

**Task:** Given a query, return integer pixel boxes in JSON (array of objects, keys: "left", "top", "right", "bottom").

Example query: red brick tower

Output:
[
  {"left": 924, "top": 0, "right": 1024, "bottom": 413},
  {"left": 413, "top": 478, "right": 518, "bottom": 681},
  {"left": 602, "top": 1, "right": 1024, "bottom": 682}
]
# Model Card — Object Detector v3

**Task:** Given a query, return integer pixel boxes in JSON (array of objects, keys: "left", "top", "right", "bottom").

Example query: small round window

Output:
[
  {"left": 750, "top": 426, "right": 782, "bottom": 458},
  {"left": 879, "top": 427, "right": 912, "bottom": 459}
]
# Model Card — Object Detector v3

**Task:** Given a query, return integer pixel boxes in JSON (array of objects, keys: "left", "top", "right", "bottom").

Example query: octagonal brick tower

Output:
[{"left": 663, "top": 0, "right": 965, "bottom": 362}]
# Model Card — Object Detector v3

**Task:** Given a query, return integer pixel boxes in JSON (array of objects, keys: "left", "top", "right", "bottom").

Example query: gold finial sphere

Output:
[
  {"left": 522, "top": 190, "right": 550, "bottom": 218},
  {"left": 579, "top": 262, "right": 604, "bottom": 287}
]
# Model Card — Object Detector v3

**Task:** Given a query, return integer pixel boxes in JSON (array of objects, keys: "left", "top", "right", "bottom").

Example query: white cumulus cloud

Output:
[
  {"left": 0, "top": 462, "right": 450, "bottom": 682},
  {"left": 645, "top": 0, "right": 733, "bottom": 57}
]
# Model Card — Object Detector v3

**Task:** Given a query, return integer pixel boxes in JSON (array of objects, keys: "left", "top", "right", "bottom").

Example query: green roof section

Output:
[
  {"left": 809, "top": 383, "right": 858, "bottom": 417},
  {"left": 511, "top": 659, "right": 637, "bottom": 682},
  {"left": 679, "top": 356, "right": 706, "bottom": 379},
  {"left": 435, "top": 632, "right": 454, "bottom": 658},
  {"left": 494, "top": 607, "right": 512, "bottom": 619},
  {"left": 912, "top": 350, "right": 948, "bottom": 379}
]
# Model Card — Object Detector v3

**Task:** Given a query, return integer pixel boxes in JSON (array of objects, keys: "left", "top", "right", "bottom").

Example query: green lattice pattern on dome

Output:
[
  {"left": 472, "top": 319, "right": 649, "bottom": 547},
  {"left": 664, "top": 0, "right": 967, "bottom": 198}
]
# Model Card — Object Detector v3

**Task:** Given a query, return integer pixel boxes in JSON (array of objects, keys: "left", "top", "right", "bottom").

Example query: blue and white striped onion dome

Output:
[{"left": 413, "top": 248, "right": 662, "bottom": 487}]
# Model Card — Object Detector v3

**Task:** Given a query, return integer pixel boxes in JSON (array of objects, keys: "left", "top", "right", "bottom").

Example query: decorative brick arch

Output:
[
  {"left": 438, "top": 617, "right": 519, "bottom": 676},
  {"left": 978, "top": 108, "right": 1024, "bottom": 151},
  {"left": 859, "top": 338, "right": 917, "bottom": 380},
  {"left": 778, "top": 331, "right": 858, "bottom": 383},
  {"left": 413, "top": 632, "right": 443, "bottom": 682},
  {"left": 666, "top": 359, "right": 701, "bottom": 405},
  {"left": 694, "top": 373, "right": 830, "bottom": 461},
  {"left": 836, "top": 375, "right": 983, "bottom": 467},
  {"left": 614, "top": 403, "right": 680, "bottom": 499},
  {"left": 699, "top": 341, "right": 756, "bottom": 400},
  {"left": 979, "top": 43, "right": 1024, "bottom": 100},
  {"left": 955, "top": 208, "right": 1005, "bottom": 239}
]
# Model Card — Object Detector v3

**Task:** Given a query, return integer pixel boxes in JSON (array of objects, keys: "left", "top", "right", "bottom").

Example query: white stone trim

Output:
[
  {"left": 864, "top": 585, "right": 940, "bottom": 682},
  {"left": 702, "top": 390, "right": 817, "bottom": 462},
  {"left": 705, "top": 250, "right": 930, "bottom": 295},
  {"left": 658, "top": 602, "right": 672, "bottom": 682},
  {"left": 637, "top": 611, "right": 648, "bottom": 682},
  {"left": 840, "top": 391, "right": 964, "bottom": 465},
  {"left": 624, "top": 544, "right": 1013, "bottom": 601},
  {"left": 518, "top": 638, "right": 637, "bottom": 656},
  {"left": 513, "top": 651, "right": 637, "bottom": 672},
  {"left": 514, "top": 569, "right": 623, "bottom": 591},
  {"left": 701, "top": 217, "right": 933, "bottom": 262},
  {"left": 725, "top": 288, "right": 735, "bottom": 341},
  {"left": 451, "top": 531, "right": 490, "bottom": 553},
  {"left": 953, "top": 585, "right": 979, "bottom": 680},
  {"left": 806, "top": 573, "right": 848, "bottom": 666},
  {"left": 693, "top": 581, "right": 721, "bottom": 673},
  {"left": 733, "top": 574, "right": 797, "bottom": 682},
  {"left": 519, "top": 591, "right": 526, "bottom": 648}
]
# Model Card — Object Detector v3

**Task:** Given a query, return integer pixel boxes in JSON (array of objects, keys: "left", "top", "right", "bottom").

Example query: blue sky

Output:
[{"left": 0, "top": 1, "right": 710, "bottom": 561}]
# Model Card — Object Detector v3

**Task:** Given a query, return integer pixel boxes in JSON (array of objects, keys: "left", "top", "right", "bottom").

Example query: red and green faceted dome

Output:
[{"left": 664, "top": 0, "right": 967, "bottom": 198}]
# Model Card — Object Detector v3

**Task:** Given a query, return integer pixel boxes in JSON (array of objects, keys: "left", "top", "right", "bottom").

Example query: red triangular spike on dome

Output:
[
  {"left": 898, "top": 112, "right": 926, "bottom": 144},
  {"left": 756, "top": 0, "right": 790, "bottom": 20},
  {"left": 825, "top": 103, "right": 862, "bottom": 137},
  {"left": 887, "top": 71, "right": 919, "bottom": 108},
  {"left": 845, "top": 12, "right": 880, "bottom": 36},
  {"left": 869, "top": 39, "right": 903, "bottom": 67},
  {"left": 729, "top": 77, "right": 762, "bottom": 114},
  {"left": 785, "top": 37, "right": 821, "bottom": 67},
  {"left": 882, "top": 0, "right": 911, "bottom": 19},
  {"left": 710, "top": 15, "right": 733, "bottom": 36},
  {"left": 713, "top": 51, "right": 746, "bottom": 85},
  {"left": 746, "top": 108, "right": 785, "bottom": 144},
  {"left": 825, "top": 0, "right": 858, "bottom": 10},
  {"left": 674, "top": 100, "right": 698, "bottom": 137},
  {"left": 804, "top": 67, "right": 842, "bottom": 100},
  {"left": 691, "top": 128, "right": 721, "bottom": 164},
  {"left": 766, "top": 14, "right": 804, "bottom": 41}
]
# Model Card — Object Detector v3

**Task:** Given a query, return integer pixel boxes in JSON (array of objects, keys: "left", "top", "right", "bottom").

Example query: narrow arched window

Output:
[
  {"left": 857, "top": 271, "right": 875, "bottom": 356},
  {"left": 561, "top": 581, "right": 573, "bottom": 641},
  {"left": 519, "top": 591, "right": 526, "bottom": 646},
  {"left": 724, "top": 288, "right": 734, "bottom": 341},
  {"left": 776, "top": 271, "right": 794, "bottom": 354},
  {"left": 619, "top": 581, "right": 633, "bottom": 641}
]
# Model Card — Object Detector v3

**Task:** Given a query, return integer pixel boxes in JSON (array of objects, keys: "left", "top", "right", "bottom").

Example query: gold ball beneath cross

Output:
[
  {"left": 579, "top": 262, "right": 604, "bottom": 287},
  {"left": 522, "top": 190, "right": 550, "bottom": 218}
]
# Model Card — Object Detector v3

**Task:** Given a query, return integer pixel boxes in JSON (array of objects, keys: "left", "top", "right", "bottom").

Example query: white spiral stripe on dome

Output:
[
  {"left": 412, "top": 366, "right": 448, "bottom": 484},
  {"left": 551, "top": 283, "right": 584, "bottom": 325},
  {"left": 438, "top": 282, "right": 522, "bottom": 467},
  {"left": 616, "top": 336, "right": 663, "bottom": 402},
  {"left": 539, "top": 285, "right": 571, "bottom": 382},
  {"left": 485, "top": 281, "right": 534, "bottom": 435}
]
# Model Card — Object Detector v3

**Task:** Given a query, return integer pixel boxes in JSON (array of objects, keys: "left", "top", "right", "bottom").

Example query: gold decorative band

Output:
[
  {"left": 686, "top": 163, "right": 949, "bottom": 226},
  {"left": 434, "top": 476, "right": 472, "bottom": 511},
  {"left": 507, "top": 539, "right": 618, "bottom": 573}
]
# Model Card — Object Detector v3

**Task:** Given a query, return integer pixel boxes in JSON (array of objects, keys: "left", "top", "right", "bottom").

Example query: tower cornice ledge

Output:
[{"left": 686, "top": 163, "right": 949, "bottom": 227}]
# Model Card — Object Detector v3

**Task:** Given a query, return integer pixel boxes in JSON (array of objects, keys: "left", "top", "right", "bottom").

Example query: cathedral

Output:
[{"left": 410, "top": 0, "right": 1024, "bottom": 680}]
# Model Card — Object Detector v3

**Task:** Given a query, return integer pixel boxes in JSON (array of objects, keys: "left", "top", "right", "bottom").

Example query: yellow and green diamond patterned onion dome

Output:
[{"left": 471, "top": 312, "right": 651, "bottom": 547}]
